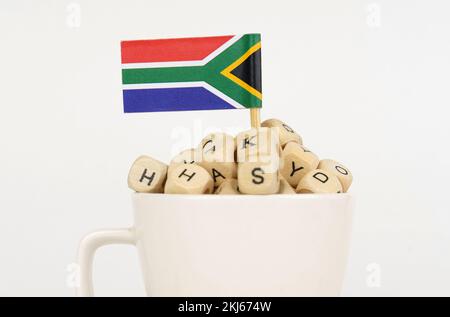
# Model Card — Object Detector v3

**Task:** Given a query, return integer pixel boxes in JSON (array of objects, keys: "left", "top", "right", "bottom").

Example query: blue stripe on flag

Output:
[{"left": 123, "top": 87, "right": 236, "bottom": 113}]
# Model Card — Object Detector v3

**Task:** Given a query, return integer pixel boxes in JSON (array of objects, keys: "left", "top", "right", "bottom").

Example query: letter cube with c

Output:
[{"left": 197, "top": 133, "right": 237, "bottom": 187}]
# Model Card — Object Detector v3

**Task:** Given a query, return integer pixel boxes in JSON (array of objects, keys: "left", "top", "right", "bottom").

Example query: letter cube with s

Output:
[{"left": 238, "top": 161, "right": 280, "bottom": 195}]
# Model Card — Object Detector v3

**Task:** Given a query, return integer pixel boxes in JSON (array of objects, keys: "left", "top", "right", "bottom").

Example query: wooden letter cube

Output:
[
  {"left": 168, "top": 148, "right": 200, "bottom": 176},
  {"left": 278, "top": 175, "right": 296, "bottom": 194},
  {"left": 199, "top": 132, "right": 235, "bottom": 162},
  {"left": 318, "top": 159, "right": 353, "bottom": 192},
  {"left": 215, "top": 179, "right": 239, "bottom": 195},
  {"left": 236, "top": 127, "right": 280, "bottom": 164},
  {"left": 164, "top": 164, "right": 214, "bottom": 194},
  {"left": 261, "top": 118, "right": 302, "bottom": 147},
  {"left": 197, "top": 133, "right": 237, "bottom": 187},
  {"left": 238, "top": 161, "right": 280, "bottom": 195},
  {"left": 280, "top": 142, "right": 319, "bottom": 188},
  {"left": 128, "top": 155, "right": 168, "bottom": 193},
  {"left": 296, "top": 169, "right": 343, "bottom": 194}
]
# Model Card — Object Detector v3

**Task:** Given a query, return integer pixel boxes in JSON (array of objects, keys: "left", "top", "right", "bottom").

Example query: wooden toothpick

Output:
[{"left": 250, "top": 108, "right": 261, "bottom": 128}]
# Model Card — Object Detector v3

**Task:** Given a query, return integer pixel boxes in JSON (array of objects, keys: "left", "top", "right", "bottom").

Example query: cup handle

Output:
[{"left": 76, "top": 228, "right": 136, "bottom": 297}]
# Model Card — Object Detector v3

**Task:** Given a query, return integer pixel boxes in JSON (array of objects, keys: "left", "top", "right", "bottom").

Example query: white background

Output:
[{"left": 1, "top": 0, "right": 449, "bottom": 296}]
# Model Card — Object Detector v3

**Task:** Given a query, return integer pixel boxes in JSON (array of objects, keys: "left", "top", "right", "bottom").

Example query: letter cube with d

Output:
[
  {"left": 318, "top": 159, "right": 353, "bottom": 192},
  {"left": 296, "top": 169, "right": 342, "bottom": 194}
]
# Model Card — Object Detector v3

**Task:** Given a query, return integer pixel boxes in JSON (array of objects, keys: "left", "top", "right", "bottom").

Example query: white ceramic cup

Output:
[{"left": 77, "top": 193, "right": 354, "bottom": 297}]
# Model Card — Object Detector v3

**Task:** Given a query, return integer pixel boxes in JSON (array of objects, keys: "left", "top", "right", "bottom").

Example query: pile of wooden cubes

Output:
[{"left": 128, "top": 119, "right": 352, "bottom": 195}]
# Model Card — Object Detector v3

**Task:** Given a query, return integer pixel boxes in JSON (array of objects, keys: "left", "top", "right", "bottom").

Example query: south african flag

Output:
[{"left": 121, "top": 34, "right": 262, "bottom": 113}]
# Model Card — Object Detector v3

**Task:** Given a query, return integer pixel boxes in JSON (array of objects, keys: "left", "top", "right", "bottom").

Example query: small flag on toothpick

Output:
[{"left": 121, "top": 34, "right": 262, "bottom": 113}]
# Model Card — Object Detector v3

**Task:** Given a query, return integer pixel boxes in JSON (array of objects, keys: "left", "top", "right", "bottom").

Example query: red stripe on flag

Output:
[{"left": 121, "top": 35, "right": 234, "bottom": 64}]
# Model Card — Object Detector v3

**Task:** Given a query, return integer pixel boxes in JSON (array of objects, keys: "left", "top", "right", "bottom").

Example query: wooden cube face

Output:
[
  {"left": 168, "top": 149, "right": 200, "bottom": 176},
  {"left": 296, "top": 169, "right": 343, "bottom": 194},
  {"left": 238, "top": 161, "right": 280, "bottom": 195},
  {"left": 279, "top": 176, "right": 296, "bottom": 194},
  {"left": 198, "top": 161, "right": 237, "bottom": 187},
  {"left": 164, "top": 164, "right": 214, "bottom": 194},
  {"left": 197, "top": 133, "right": 237, "bottom": 187},
  {"left": 280, "top": 142, "right": 319, "bottom": 188},
  {"left": 261, "top": 118, "right": 302, "bottom": 147},
  {"left": 318, "top": 159, "right": 353, "bottom": 192},
  {"left": 215, "top": 178, "right": 239, "bottom": 195},
  {"left": 199, "top": 133, "right": 235, "bottom": 163},
  {"left": 128, "top": 155, "right": 168, "bottom": 193},
  {"left": 170, "top": 148, "right": 199, "bottom": 165},
  {"left": 236, "top": 127, "right": 280, "bottom": 164}
]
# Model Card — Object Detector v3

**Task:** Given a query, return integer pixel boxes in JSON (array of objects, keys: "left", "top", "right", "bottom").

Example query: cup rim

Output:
[{"left": 132, "top": 192, "right": 352, "bottom": 201}]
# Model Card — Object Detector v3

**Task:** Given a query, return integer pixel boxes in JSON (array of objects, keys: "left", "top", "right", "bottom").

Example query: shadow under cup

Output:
[{"left": 78, "top": 193, "right": 354, "bottom": 297}]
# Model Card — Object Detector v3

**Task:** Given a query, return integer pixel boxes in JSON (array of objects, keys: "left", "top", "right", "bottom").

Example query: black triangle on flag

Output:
[{"left": 230, "top": 48, "right": 262, "bottom": 94}]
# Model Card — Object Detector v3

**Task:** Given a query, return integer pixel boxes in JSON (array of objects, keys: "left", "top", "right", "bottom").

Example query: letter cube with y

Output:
[
  {"left": 128, "top": 155, "right": 168, "bottom": 193},
  {"left": 198, "top": 133, "right": 237, "bottom": 187},
  {"left": 280, "top": 142, "right": 319, "bottom": 188},
  {"left": 238, "top": 162, "right": 280, "bottom": 195},
  {"left": 318, "top": 159, "right": 353, "bottom": 192},
  {"left": 164, "top": 164, "right": 214, "bottom": 194},
  {"left": 296, "top": 169, "right": 342, "bottom": 194},
  {"left": 279, "top": 176, "right": 296, "bottom": 194},
  {"left": 261, "top": 118, "right": 302, "bottom": 148}
]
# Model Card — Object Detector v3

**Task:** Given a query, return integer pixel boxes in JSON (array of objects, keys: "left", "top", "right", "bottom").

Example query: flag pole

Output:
[{"left": 250, "top": 108, "right": 261, "bottom": 128}]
